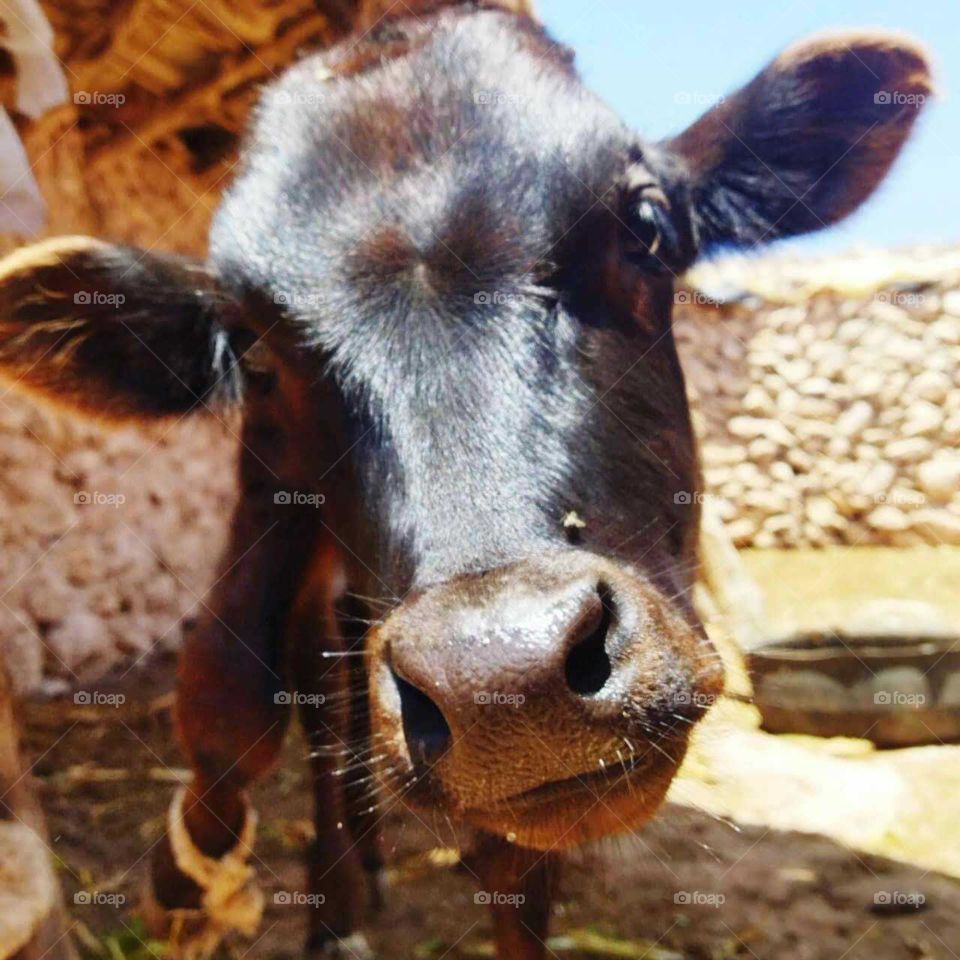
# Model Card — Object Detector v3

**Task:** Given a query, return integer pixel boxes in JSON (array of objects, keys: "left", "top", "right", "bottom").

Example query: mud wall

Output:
[{"left": 0, "top": 394, "right": 236, "bottom": 694}]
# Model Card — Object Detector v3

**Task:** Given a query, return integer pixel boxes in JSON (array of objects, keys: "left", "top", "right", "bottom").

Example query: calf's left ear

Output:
[
  {"left": 0, "top": 237, "right": 240, "bottom": 421},
  {"left": 665, "top": 32, "right": 933, "bottom": 253}
]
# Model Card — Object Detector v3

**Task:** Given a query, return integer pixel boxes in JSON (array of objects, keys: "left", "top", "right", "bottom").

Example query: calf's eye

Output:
[
  {"left": 226, "top": 324, "right": 277, "bottom": 392},
  {"left": 239, "top": 337, "right": 273, "bottom": 375},
  {"left": 627, "top": 199, "right": 663, "bottom": 254},
  {"left": 620, "top": 185, "right": 677, "bottom": 273}
]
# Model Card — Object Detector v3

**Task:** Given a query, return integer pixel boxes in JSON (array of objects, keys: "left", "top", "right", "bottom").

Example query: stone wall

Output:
[{"left": 674, "top": 248, "right": 960, "bottom": 549}]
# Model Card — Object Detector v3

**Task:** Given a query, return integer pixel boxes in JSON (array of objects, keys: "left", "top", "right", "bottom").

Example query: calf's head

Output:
[{"left": 0, "top": 11, "right": 930, "bottom": 849}]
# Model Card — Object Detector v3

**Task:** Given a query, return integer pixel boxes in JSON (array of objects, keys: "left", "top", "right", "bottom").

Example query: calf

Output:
[{"left": 0, "top": 5, "right": 931, "bottom": 958}]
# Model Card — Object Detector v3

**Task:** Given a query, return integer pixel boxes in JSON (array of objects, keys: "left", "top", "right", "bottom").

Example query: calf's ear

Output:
[
  {"left": 665, "top": 32, "right": 933, "bottom": 253},
  {"left": 0, "top": 237, "right": 241, "bottom": 421}
]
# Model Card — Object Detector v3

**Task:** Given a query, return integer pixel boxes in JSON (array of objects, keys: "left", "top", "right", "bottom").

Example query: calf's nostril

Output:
[
  {"left": 392, "top": 669, "right": 452, "bottom": 765},
  {"left": 564, "top": 584, "right": 615, "bottom": 696}
]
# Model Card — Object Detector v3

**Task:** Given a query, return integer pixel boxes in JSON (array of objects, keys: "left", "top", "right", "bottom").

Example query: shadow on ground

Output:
[{"left": 21, "top": 654, "right": 960, "bottom": 960}]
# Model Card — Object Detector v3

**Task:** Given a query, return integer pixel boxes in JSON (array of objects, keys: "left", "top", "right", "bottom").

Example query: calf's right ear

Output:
[
  {"left": 0, "top": 236, "right": 241, "bottom": 421},
  {"left": 664, "top": 32, "right": 934, "bottom": 253}
]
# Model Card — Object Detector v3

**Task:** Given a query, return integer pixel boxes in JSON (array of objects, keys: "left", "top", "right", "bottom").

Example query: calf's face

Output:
[{"left": 0, "top": 10, "right": 930, "bottom": 850}]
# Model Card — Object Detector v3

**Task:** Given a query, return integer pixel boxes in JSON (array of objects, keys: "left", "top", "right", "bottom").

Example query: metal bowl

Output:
[{"left": 746, "top": 631, "right": 960, "bottom": 748}]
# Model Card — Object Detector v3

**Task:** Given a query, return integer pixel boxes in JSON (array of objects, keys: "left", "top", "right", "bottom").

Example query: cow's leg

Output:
[
  {"left": 287, "top": 549, "right": 374, "bottom": 958},
  {"left": 146, "top": 494, "right": 320, "bottom": 955},
  {"left": 468, "top": 833, "right": 559, "bottom": 960}
]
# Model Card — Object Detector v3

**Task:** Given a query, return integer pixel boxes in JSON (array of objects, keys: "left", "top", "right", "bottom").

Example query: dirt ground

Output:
[{"left": 21, "top": 652, "right": 960, "bottom": 960}]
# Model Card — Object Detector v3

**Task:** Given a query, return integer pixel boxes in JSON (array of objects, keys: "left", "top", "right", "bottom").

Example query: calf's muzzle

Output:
[{"left": 369, "top": 551, "right": 722, "bottom": 849}]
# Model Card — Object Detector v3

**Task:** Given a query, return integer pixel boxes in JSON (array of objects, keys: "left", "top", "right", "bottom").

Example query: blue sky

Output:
[{"left": 539, "top": 0, "right": 958, "bottom": 256}]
